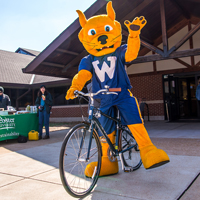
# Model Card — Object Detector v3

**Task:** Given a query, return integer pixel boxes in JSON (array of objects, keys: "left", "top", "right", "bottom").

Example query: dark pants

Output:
[{"left": 39, "top": 110, "right": 50, "bottom": 136}]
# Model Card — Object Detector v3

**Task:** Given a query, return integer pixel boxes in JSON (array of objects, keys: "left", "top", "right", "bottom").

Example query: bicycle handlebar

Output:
[{"left": 74, "top": 87, "right": 121, "bottom": 98}]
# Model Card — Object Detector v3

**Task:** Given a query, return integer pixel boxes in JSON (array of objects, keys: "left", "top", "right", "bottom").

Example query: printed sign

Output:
[{"left": 0, "top": 116, "right": 15, "bottom": 130}]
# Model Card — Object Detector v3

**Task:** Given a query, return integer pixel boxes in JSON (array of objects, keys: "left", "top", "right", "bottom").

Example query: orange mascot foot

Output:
[
  {"left": 128, "top": 124, "right": 170, "bottom": 170},
  {"left": 84, "top": 131, "right": 118, "bottom": 177},
  {"left": 140, "top": 145, "right": 170, "bottom": 169}
]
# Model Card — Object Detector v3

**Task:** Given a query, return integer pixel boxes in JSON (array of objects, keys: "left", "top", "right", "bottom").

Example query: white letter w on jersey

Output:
[{"left": 92, "top": 56, "right": 117, "bottom": 82}]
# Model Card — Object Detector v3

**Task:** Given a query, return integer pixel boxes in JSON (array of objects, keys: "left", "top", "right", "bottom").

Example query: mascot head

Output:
[{"left": 76, "top": 1, "right": 122, "bottom": 57}]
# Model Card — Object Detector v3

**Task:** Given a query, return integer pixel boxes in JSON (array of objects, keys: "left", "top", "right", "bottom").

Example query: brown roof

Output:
[
  {"left": 0, "top": 50, "right": 69, "bottom": 88},
  {"left": 22, "top": 0, "right": 200, "bottom": 78}
]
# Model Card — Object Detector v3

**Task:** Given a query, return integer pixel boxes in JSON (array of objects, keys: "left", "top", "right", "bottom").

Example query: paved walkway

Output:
[{"left": 0, "top": 121, "right": 200, "bottom": 200}]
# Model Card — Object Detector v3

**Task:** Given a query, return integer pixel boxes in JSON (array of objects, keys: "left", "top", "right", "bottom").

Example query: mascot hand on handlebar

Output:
[{"left": 66, "top": 1, "right": 169, "bottom": 177}]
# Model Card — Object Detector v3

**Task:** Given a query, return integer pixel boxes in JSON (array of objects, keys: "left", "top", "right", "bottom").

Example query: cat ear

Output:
[
  {"left": 106, "top": 1, "right": 115, "bottom": 21},
  {"left": 76, "top": 10, "right": 87, "bottom": 28}
]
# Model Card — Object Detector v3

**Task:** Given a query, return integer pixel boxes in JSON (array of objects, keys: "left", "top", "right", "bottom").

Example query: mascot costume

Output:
[{"left": 66, "top": 1, "right": 170, "bottom": 177}]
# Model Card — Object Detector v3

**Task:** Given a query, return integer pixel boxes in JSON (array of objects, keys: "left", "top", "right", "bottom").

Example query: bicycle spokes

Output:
[{"left": 59, "top": 124, "right": 101, "bottom": 198}]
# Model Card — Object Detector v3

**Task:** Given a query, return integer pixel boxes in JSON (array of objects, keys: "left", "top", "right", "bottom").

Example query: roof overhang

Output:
[
  {"left": 23, "top": 0, "right": 108, "bottom": 78},
  {"left": 23, "top": 0, "right": 200, "bottom": 78}
]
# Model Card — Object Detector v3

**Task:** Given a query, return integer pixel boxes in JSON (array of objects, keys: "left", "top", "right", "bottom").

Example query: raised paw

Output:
[{"left": 124, "top": 16, "right": 147, "bottom": 37}]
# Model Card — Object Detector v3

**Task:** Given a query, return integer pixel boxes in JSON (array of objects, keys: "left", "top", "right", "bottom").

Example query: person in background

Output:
[
  {"left": 35, "top": 85, "right": 53, "bottom": 139},
  {"left": 0, "top": 86, "right": 11, "bottom": 110},
  {"left": 196, "top": 78, "right": 200, "bottom": 106}
]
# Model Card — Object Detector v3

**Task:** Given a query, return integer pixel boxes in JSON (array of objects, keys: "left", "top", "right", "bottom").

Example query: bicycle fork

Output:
[{"left": 77, "top": 123, "right": 94, "bottom": 162}]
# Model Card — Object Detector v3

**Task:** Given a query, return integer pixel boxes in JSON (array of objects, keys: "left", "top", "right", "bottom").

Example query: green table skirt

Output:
[{"left": 0, "top": 113, "right": 39, "bottom": 141}]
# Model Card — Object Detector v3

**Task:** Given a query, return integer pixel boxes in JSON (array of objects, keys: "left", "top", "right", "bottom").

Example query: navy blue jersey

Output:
[{"left": 79, "top": 45, "right": 132, "bottom": 98}]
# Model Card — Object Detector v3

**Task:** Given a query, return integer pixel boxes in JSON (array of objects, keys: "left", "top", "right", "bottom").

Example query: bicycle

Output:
[{"left": 59, "top": 86, "right": 142, "bottom": 198}]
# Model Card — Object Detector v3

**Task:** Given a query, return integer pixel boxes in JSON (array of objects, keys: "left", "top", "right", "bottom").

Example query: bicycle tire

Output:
[
  {"left": 59, "top": 123, "right": 102, "bottom": 198},
  {"left": 121, "top": 127, "right": 142, "bottom": 171}
]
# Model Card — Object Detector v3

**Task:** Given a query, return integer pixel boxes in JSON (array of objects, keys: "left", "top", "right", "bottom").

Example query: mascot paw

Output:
[
  {"left": 65, "top": 88, "right": 77, "bottom": 100},
  {"left": 124, "top": 16, "right": 147, "bottom": 37},
  {"left": 85, "top": 157, "right": 118, "bottom": 177},
  {"left": 140, "top": 145, "right": 170, "bottom": 169}
]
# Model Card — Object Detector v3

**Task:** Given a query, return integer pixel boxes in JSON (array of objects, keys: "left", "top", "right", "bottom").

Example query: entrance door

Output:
[
  {"left": 179, "top": 77, "right": 197, "bottom": 119},
  {"left": 163, "top": 74, "right": 179, "bottom": 121},
  {"left": 163, "top": 74, "right": 198, "bottom": 121}
]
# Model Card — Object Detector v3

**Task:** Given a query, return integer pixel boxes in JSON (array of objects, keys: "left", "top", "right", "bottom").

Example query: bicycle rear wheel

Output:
[
  {"left": 59, "top": 123, "right": 102, "bottom": 198},
  {"left": 121, "top": 127, "right": 142, "bottom": 171}
]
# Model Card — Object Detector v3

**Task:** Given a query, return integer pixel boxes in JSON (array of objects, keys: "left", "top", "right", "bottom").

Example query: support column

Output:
[
  {"left": 16, "top": 89, "right": 19, "bottom": 110},
  {"left": 152, "top": 51, "right": 157, "bottom": 72},
  {"left": 188, "top": 21, "right": 195, "bottom": 66},
  {"left": 32, "top": 89, "right": 35, "bottom": 105},
  {"left": 160, "top": 0, "right": 168, "bottom": 56}
]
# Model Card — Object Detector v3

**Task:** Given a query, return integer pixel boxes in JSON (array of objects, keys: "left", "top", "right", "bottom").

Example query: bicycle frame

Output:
[
  {"left": 60, "top": 89, "right": 141, "bottom": 198},
  {"left": 85, "top": 98, "right": 137, "bottom": 160}
]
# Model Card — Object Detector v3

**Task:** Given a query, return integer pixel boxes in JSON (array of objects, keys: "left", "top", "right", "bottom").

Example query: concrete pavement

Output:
[{"left": 0, "top": 121, "right": 200, "bottom": 200}]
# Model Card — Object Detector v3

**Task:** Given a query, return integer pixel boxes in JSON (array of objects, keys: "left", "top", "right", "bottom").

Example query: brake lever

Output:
[
  {"left": 108, "top": 92, "right": 118, "bottom": 95},
  {"left": 102, "top": 92, "right": 118, "bottom": 95},
  {"left": 74, "top": 90, "right": 79, "bottom": 97}
]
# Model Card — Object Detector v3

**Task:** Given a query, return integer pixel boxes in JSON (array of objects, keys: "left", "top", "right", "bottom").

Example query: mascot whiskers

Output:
[{"left": 66, "top": 1, "right": 170, "bottom": 177}]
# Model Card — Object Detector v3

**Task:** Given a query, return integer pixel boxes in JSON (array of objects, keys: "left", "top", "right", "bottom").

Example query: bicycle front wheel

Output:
[{"left": 59, "top": 123, "right": 102, "bottom": 198}]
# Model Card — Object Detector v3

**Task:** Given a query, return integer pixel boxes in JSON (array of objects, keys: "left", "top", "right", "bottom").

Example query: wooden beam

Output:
[
  {"left": 141, "top": 40, "right": 164, "bottom": 56},
  {"left": 152, "top": 51, "right": 157, "bottom": 72},
  {"left": 129, "top": 66, "right": 200, "bottom": 78},
  {"left": 188, "top": 21, "right": 195, "bottom": 66},
  {"left": 170, "top": 0, "right": 190, "bottom": 19},
  {"left": 190, "top": 16, "right": 200, "bottom": 25},
  {"left": 140, "top": 36, "right": 153, "bottom": 45},
  {"left": 56, "top": 48, "right": 79, "bottom": 56},
  {"left": 120, "top": 0, "right": 154, "bottom": 24},
  {"left": 62, "top": 50, "right": 88, "bottom": 73},
  {"left": 196, "top": 61, "right": 200, "bottom": 66},
  {"left": 168, "top": 21, "right": 200, "bottom": 55},
  {"left": 173, "top": 58, "right": 192, "bottom": 68},
  {"left": 42, "top": 62, "right": 65, "bottom": 68},
  {"left": 156, "top": 46, "right": 192, "bottom": 68},
  {"left": 138, "top": 19, "right": 188, "bottom": 57},
  {"left": 122, "top": 29, "right": 164, "bottom": 56},
  {"left": 128, "top": 48, "right": 200, "bottom": 64},
  {"left": 160, "top": 0, "right": 168, "bottom": 56}
]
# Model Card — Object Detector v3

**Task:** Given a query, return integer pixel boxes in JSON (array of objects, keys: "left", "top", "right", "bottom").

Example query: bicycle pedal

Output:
[{"left": 124, "top": 166, "right": 132, "bottom": 172}]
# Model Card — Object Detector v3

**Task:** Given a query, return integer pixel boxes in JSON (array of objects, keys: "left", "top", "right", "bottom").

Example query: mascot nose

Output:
[{"left": 98, "top": 35, "right": 108, "bottom": 44}]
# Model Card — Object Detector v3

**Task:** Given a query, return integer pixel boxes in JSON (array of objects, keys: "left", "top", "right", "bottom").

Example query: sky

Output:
[{"left": 0, "top": 0, "right": 97, "bottom": 53}]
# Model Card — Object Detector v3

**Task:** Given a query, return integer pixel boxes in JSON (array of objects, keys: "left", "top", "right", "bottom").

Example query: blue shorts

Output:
[{"left": 98, "top": 90, "right": 143, "bottom": 135}]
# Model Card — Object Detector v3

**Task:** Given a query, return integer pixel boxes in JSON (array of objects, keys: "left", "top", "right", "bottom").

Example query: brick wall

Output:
[
  {"left": 129, "top": 74, "right": 164, "bottom": 117},
  {"left": 50, "top": 73, "right": 165, "bottom": 121},
  {"left": 50, "top": 74, "right": 165, "bottom": 120},
  {"left": 143, "top": 103, "right": 164, "bottom": 116},
  {"left": 129, "top": 74, "right": 163, "bottom": 101},
  {"left": 51, "top": 105, "right": 88, "bottom": 118}
]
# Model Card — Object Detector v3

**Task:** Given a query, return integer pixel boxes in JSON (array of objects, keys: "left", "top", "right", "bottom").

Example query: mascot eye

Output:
[
  {"left": 105, "top": 25, "right": 113, "bottom": 32},
  {"left": 88, "top": 29, "right": 96, "bottom": 36}
]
